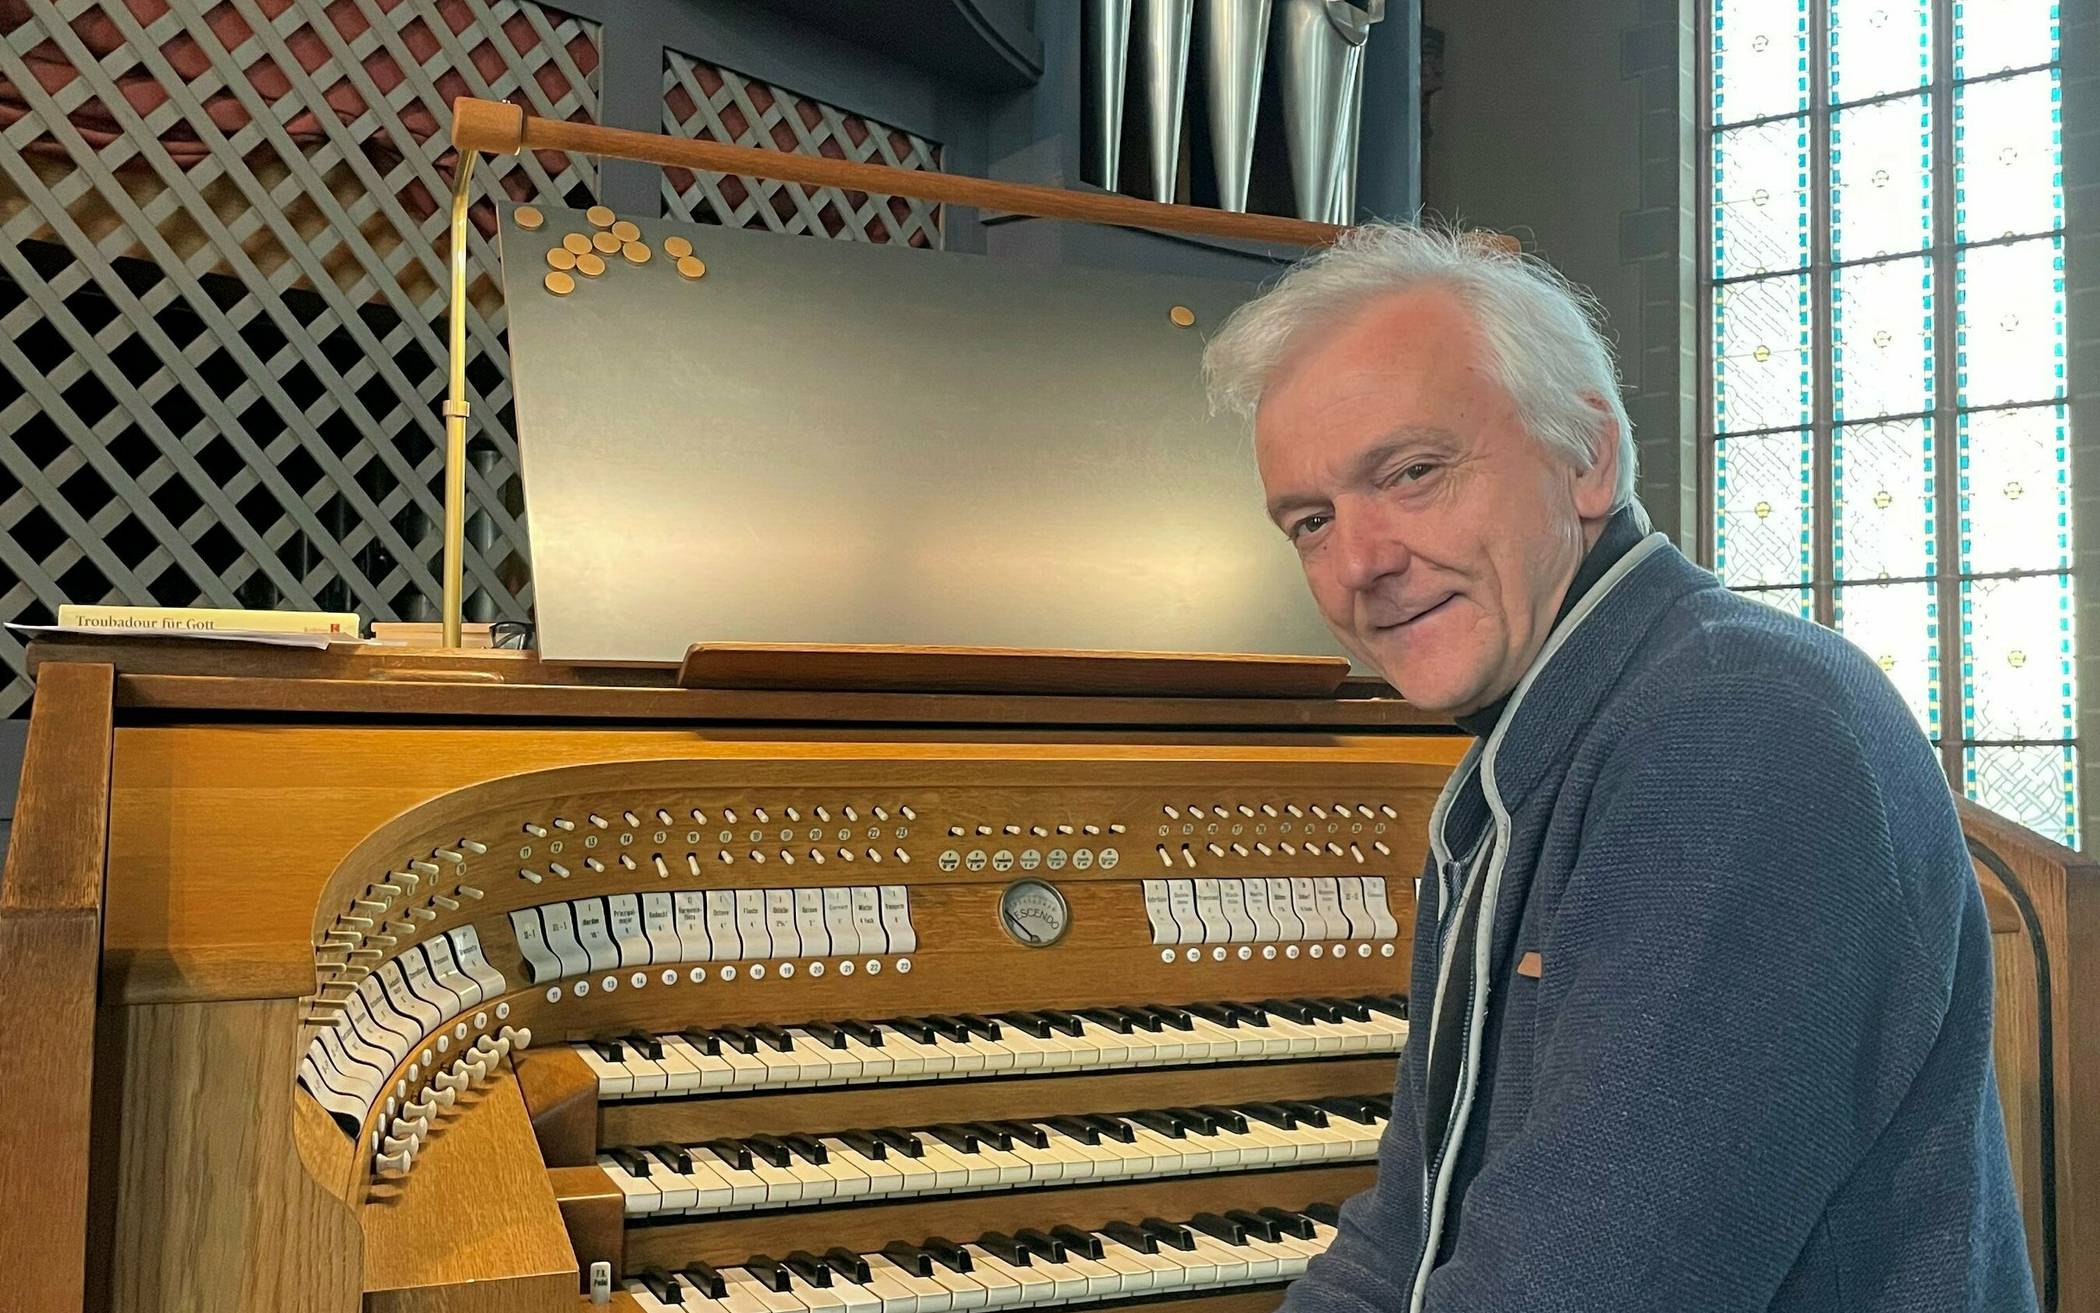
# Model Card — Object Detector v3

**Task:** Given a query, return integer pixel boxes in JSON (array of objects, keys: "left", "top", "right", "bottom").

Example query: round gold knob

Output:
[
  {"left": 677, "top": 255, "right": 707, "bottom": 280},
  {"left": 1169, "top": 305, "right": 1196, "bottom": 327},
  {"left": 575, "top": 252, "right": 606, "bottom": 278},
  {"left": 585, "top": 204, "right": 615, "bottom": 228},
  {"left": 664, "top": 235, "right": 694, "bottom": 259},
  {"left": 544, "top": 270, "right": 575, "bottom": 296},
  {"left": 611, "top": 219, "right": 641, "bottom": 242},
  {"left": 561, "top": 233, "right": 591, "bottom": 255},
  {"left": 514, "top": 205, "right": 544, "bottom": 230},
  {"left": 622, "top": 241, "right": 652, "bottom": 264},
  {"left": 592, "top": 230, "right": 621, "bottom": 254},
  {"left": 546, "top": 248, "right": 577, "bottom": 271}
]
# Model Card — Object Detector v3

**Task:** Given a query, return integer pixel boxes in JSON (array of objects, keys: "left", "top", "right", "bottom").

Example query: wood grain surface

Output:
[{"left": 0, "top": 661, "right": 112, "bottom": 1313}]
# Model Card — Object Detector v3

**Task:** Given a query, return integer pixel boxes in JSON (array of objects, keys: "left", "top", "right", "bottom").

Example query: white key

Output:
[
  {"left": 999, "top": 1130, "right": 1070, "bottom": 1184},
  {"left": 963, "top": 1249, "right": 1053, "bottom": 1308},
  {"left": 573, "top": 1042, "right": 636, "bottom": 1097},
  {"left": 915, "top": 1137, "right": 987, "bottom": 1191},
  {"left": 636, "top": 1148, "right": 699, "bottom": 1212},
  {"left": 723, "top": 1267, "right": 804, "bottom": 1313},
  {"left": 1130, "top": 1122, "right": 1209, "bottom": 1174},
  {"left": 948, "top": 1252, "right": 1023, "bottom": 1309},
  {"left": 1024, "top": 1253, "right": 1090, "bottom": 1303},
  {"left": 877, "top": 1026, "right": 951, "bottom": 1078},
  {"left": 668, "top": 1148, "right": 743, "bottom": 1214},
  {"left": 857, "top": 1258, "right": 936, "bottom": 1313},
  {"left": 821, "top": 1137, "right": 906, "bottom": 1198},
  {"left": 1088, "top": 1241, "right": 1160, "bottom": 1296},
  {"left": 908, "top": 1257, "right": 988, "bottom": 1312},
  {"left": 1186, "top": 1232, "right": 1253, "bottom": 1284},
  {"left": 781, "top": 1143, "right": 839, "bottom": 1202},
  {"left": 662, "top": 1035, "right": 740, "bottom": 1091},
  {"left": 1233, "top": 1116, "right": 1311, "bottom": 1165},
  {"left": 699, "top": 1147, "right": 773, "bottom": 1209},
  {"left": 597, "top": 1152, "right": 662, "bottom": 1214}
]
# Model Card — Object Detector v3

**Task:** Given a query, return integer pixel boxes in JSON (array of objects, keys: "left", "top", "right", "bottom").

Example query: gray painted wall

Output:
[{"left": 1420, "top": 0, "right": 1697, "bottom": 548}]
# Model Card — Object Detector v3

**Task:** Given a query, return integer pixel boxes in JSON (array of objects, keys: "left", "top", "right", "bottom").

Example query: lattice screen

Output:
[
  {"left": 661, "top": 48, "right": 943, "bottom": 248},
  {"left": 0, "top": 0, "right": 601, "bottom": 715}
]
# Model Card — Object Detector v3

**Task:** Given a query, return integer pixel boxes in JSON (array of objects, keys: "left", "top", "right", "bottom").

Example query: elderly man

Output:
[{"left": 1202, "top": 224, "right": 2034, "bottom": 1312}]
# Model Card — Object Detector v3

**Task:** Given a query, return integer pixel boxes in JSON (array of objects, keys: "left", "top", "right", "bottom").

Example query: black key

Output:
[
  {"left": 1219, "top": 1001, "right": 1270, "bottom": 1028},
  {"left": 1110, "top": 1005, "right": 1163, "bottom": 1033},
  {"left": 1259, "top": 998, "right": 1318, "bottom": 1025},
  {"left": 890, "top": 1017, "right": 938, "bottom": 1044},
  {"left": 823, "top": 1248, "right": 872, "bottom": 1285},
  {"left": 1260, "top": 1207, "right": 1317, "bottom": 1240},
  {"left": 782, "top": 1134, "right": 830, "bottom": 1166},
  {"left": 608, "top": 1146, "right": 652, "bottom": 1177},
  {"left": 803, "top": 1021, "right": 850, "bottom": 1051},
  {"left": 978, "top": 1232, "right": 1031, "bottom": 1266},
  {"left": 1304, "top": 1202, "right": 1343, "bottom": 1225},
  {"left": 588, "top": 1037, "right": 627, "bottom": 1062},
  {"left": 680, "top": 1261, "right": 728, "bottom": 1298},
  {"left": 955, "top": 1013, "right": 1003, "bottom": 1040},
  {"left": 1126, "top": 1108, "right": 1187, "bottom": 1139},
  {"left": 1168, "top": 1106, "right": 1218, "bottom": 1136},
  {"left": 837, "top": 1129, "right": 889, "bottom": 1161},
  {"left": 925, "top": 1015, "right": 971, "bottom": 1043},
  {"left": 702, "top": 1139, "right": 752, "bottom": 1171},
  {"left": 1082, "top": 1113, "right": 1136, "bottom": 1144},
  {"left": 1361, "top": 994, "right": 1409, "bottom": 1020},
  {"left": 1242, "top": 1102, "right": 1299, "bottom": 1130},
  {"left": 678, "top": 1028, "right": 722, "bottom": 1056},
  {"left": 1190, "top": 1212, "right": 1248, "bottom": 1244},
  {"left": 647, "top": 1143, "right": 694, "bottom": 1174},
  {"left": 1036, "top": 1010, "right": 1087, "bottom": 1038},
  {"left": 881, "top": 1242, "right": 935, "bottom": 1278},
  {"left": 839, "top": 1019, "right": 886, "bottom": 1047},
  {"left": 1279, "top": 1100, "right": 1331, "bottom": 1128},
  {"left": 1050, "top": 1225, "right": 1105, "bottom": 1260},
  {"left": 1004, "top": 1121, "right": 1050, "bottom": 1150},
  {"left": 638, "top": 1266, "right": 684, "bottom": 1304},
  {"left": 746, "top": 1255, "right": 794, "bottom": 1293},
  {"left": 1140, "top": 1218, "right": 1196, "bottom": 1251},
  {"left": 713, "top": 1027, "right": 759, "bottom": 1055},
  {"left": 1192, "top": 1105, "right": 1249, "bottom": 1135},
  {"left": 748, "top": 1024, "right": 795, "bottom": 1052},
  {"left": 1295, "top": 998, "right": 1345, "bottom": 1025},
  {"left": 1077, "top": 1007, "right": 1134, "bottom": 1035},
  {"left": 997, "top": 1011, "right": 1052, "bottom": 1040},
  {"left": 1321, "top": 997, "right": 1372, "bottom": 1022},
  {"left": 1015, "top": 1228, "right": 1067, "bottom": 1262},
  {"left": 927, "top": 1124, "right": 980, "bottom": 1153},
  {"left": 1103, "top": 1221, "right": 1159, "bottom": 1254},
  {"left": 783, "top": 1252, "right": 834, "bottom": 1288},
  {"left": 965, "top": 1121, "right": 1014, "bottom": 1152},
  {"left": 1226, "top": 1209, "right": 1283, "bottom": 1242},
  {"left": 622, "top": 1032, "right": 666, "bottom": 1060},
  {"left": 1312, "top": 1095, "right": 1380, "bottom": 1125},
  {"left": 1141, "top": 1004, "right": 1194, "bottom": 1032},
  {"left": 1045, "top": 1116, "right": 1101, "bottom": 1146},
  {"left": 923, "top": 1238, "right": 974, "bottom": 1273},
  {"left": 873, "top": 1127, "right": 925, "bottom": 1158},
  {"left": 1181, "top": 1002, "right": 1240, "bottom": 1029},
  {"left": 747, "top": 1136, "right": 793, "bottom": 1168}
]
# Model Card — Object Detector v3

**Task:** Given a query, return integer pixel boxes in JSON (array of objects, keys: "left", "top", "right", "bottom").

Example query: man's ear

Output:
[{"left": 1572, "top": 394, "right": 1622, "bottom": 522}]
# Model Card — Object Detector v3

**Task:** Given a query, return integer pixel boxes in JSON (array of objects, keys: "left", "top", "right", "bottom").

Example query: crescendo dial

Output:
[{"left": 999, "top": 878, "right": 1070, "bottom": 947}]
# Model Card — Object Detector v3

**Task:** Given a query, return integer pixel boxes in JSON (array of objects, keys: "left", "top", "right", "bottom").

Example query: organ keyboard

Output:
[{"left": 1, "top": 640, "right": 2083, "bottom": 1311}]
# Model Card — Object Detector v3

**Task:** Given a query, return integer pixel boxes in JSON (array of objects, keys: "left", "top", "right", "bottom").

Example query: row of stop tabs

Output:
[
  {"left": 1141, "top": 876, "right": 1401, "bottom": 946},
  {"left": 510, "top": 885, "right": 918, "bottom": 983}
]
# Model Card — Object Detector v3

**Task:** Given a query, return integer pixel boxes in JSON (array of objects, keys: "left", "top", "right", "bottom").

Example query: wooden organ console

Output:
[{"left": 1, "top": 639, "right": 2093, "bottom": 1312}]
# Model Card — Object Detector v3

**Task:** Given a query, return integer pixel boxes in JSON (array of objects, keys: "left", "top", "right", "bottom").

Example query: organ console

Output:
[{"left": 2, "top": 638, "right": 2093, "bottom": 1313}]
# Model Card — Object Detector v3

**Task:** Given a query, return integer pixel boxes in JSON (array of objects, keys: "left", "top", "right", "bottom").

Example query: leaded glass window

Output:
[{"left": 1706, "top": 0, "right": 2076, "bottom": 845}]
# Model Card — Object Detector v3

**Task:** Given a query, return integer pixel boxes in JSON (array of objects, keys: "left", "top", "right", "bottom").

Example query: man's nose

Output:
[{"left": 1329, "top": 498, "right": 1412, "bottom": 593}]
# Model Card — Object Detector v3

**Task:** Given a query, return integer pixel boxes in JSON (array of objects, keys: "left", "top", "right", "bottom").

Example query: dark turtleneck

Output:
[{"left": 1452, "top": 505, "right": 1647, "bottom": 738}]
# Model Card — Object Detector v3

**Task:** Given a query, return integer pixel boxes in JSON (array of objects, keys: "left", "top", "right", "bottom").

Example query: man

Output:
[{"left": 1202, "top": 223, "right": 2035, "bottom": 1312}]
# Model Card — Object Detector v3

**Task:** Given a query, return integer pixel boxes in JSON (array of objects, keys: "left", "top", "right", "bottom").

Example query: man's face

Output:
[{"left": 1254, "top": 288, "right": 1619, "bottom": 715}]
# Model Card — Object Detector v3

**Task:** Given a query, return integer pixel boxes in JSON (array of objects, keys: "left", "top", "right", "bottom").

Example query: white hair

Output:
[{"left": 1203, "top": 221, "right": 1647, "bottom": 530}]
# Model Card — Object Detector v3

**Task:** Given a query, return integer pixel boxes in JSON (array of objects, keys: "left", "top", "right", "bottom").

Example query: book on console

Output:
[{"left": 54, "top": 603, "right": 362, "bottom": 636}]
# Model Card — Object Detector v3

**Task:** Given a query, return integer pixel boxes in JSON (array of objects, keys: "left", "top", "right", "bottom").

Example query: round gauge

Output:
[{"left": 999, "top": 879, "right": 1070, "bottom": 947}]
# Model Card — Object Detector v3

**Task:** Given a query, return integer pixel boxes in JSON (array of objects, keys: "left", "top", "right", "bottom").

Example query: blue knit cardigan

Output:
[{"left": 1280, "top": 536, "right": 2037, "bottom": 1313}]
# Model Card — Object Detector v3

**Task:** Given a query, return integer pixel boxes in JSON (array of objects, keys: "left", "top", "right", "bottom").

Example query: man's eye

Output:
[
  {"left": 1396, "top": 462, "right": 1437, "bottom": 483},
  {"left": 1287, "top": 513, "right": 1331, "bottom": 542}
]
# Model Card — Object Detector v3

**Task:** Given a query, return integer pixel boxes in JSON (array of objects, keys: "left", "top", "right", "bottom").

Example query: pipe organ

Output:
[{"left": 3, "top": 642, "right": 2089, "bottom": 1310}]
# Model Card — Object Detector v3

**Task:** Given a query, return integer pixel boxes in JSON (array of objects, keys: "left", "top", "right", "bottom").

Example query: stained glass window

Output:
[{"left": 1707, "top": 0, "right": 2076, "bottom": 845}]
